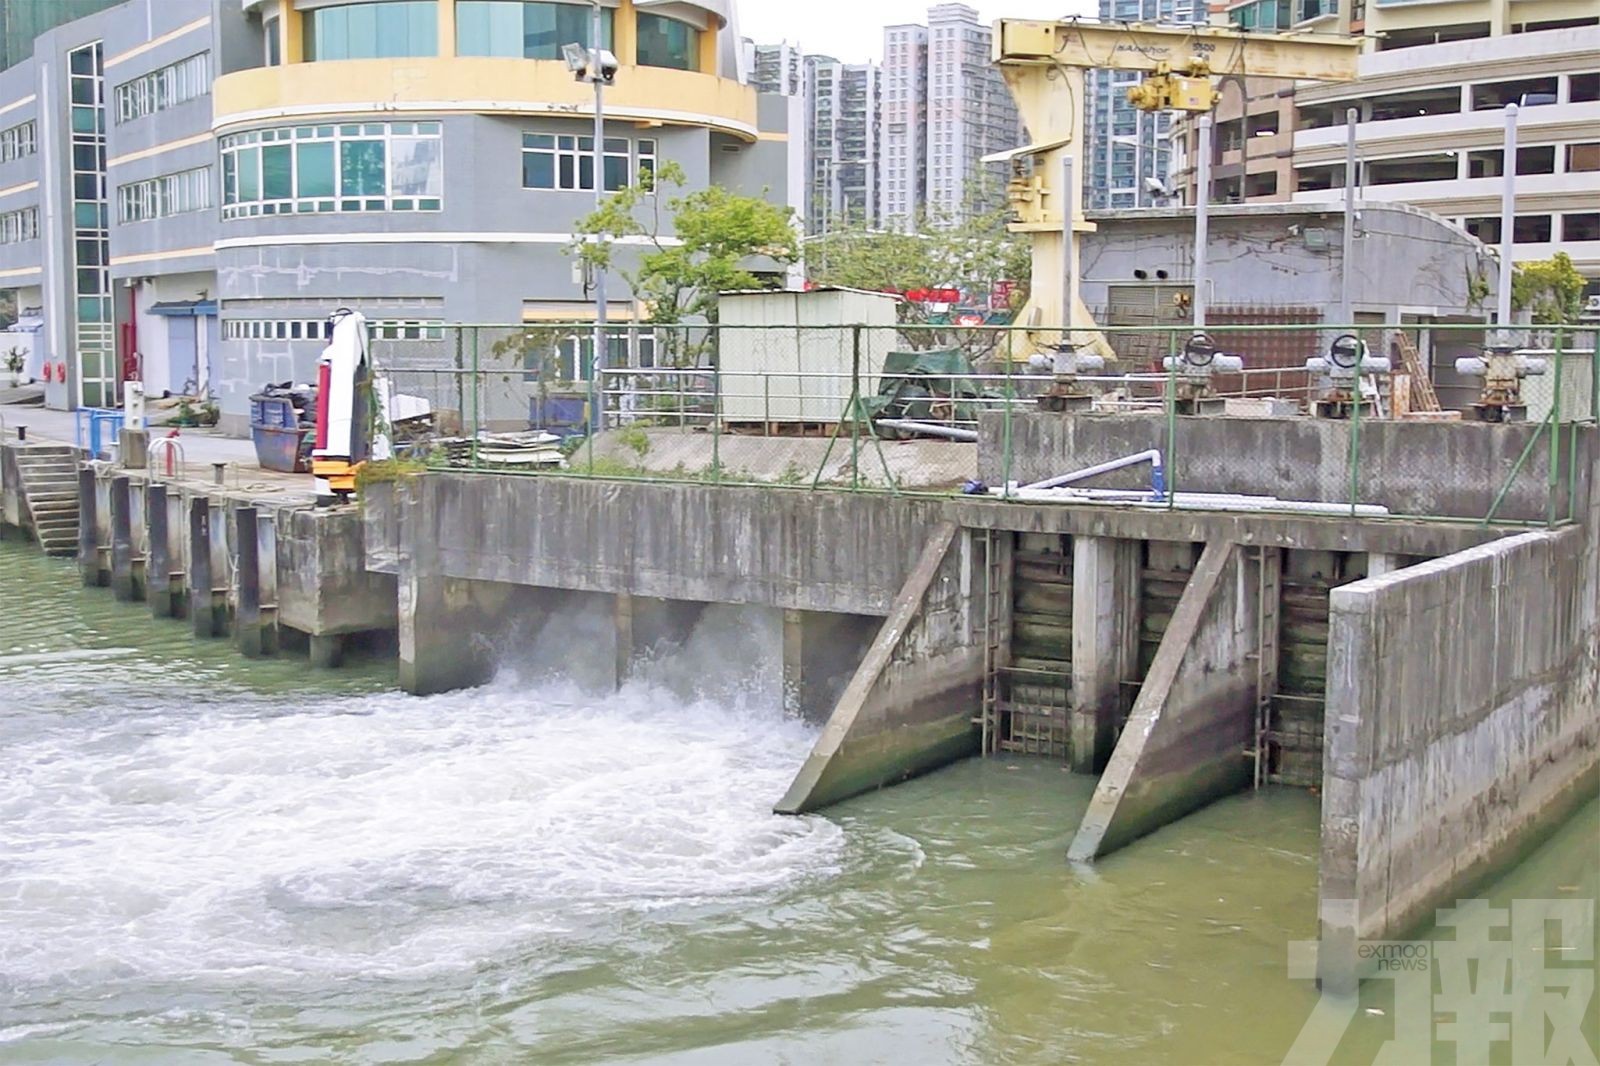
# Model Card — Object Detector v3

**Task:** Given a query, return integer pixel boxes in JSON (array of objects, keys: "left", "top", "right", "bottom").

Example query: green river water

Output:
[{"left": 0, "top": 535, "right": 1595, "bottom": 1065}]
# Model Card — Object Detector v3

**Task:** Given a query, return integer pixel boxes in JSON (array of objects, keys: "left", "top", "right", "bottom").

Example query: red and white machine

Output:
[{"left": 311, "top": 308, "right": 371, "bottom": 505}]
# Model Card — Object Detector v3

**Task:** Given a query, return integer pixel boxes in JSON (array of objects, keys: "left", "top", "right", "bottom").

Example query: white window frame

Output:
[
  {"left": 113, "top": 52, "right": 210, "bottom": 125},
  {"left": 219, "top": 121, "right": 443, "bottom": 219}
]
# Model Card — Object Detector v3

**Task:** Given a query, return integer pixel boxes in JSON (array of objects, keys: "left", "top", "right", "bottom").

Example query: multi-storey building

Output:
[
  {"left": 923, "top": 3, "right": 1019, "bottom": 219},
  {"left": 0, "top": 0, "right": 793, "bottom": 432},
  {"left": 748, "top": 39, "right": 801, "bottom": 97},
  {"left": 803, "top": 54, "right": 877, "bottom": 231},
  {"left": 1085, "top": 0, "right": 1207, "bottom": 210},
  {"left": 877, "top": 5, "right": 1021, "bottom": 228},
  {"left": 879, "top": 21, "right": 927, "bottom": 228},
  {"left": 1173, "top": 0, "right": 1598, "bottom": 288}
]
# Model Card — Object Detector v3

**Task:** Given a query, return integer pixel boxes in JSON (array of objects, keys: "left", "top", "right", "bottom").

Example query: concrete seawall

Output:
[{"left": 1318, "top": 526, "right": 1600, "bottom": 991}]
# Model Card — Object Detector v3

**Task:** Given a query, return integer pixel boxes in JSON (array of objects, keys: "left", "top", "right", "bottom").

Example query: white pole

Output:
[
  {"left": 590, "top": 0, "right": 607, "bottom": 421},
  {"left": 1061, "top": 153, "right": 1075, "bottom": 342},
  {"left": 1497, "top": 102, "right": 1518, "bottom": 332},
  {"left": 1340, "top": 107, "right": 1357, "bottom": 327},
  {"left": 1193, "top": 116, "right": 1212, "bottom": 331}
]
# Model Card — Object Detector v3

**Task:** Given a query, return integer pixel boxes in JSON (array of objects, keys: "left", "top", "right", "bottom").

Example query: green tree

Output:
[
  {"left": 568, "top": 161, "right": 799, "bottom": 331},
  {"left": 1511, "top": 252, "right": 1586, "bottom": 325},
  {"left": 806, "top": 187, "right": 1030, "bottom": 355}
]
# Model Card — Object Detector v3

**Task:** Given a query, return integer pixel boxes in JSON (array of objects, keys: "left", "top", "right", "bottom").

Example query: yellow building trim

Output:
[
  {"left": 109, "top": 245, "right": 215, "bottom": 267},
  {"left": 0, "top": 265, "right": 41, "bottom": 279},
  {"left": 522, "top": 302, "right": 637, "bottom": 322},
  {"left": 438, "top": 0, "right": 456, "bottom": 61},
  {"left": 756, "top": 131, "right": 788, "bottom": 142},
  {"left": 284, "top": 2, "right": 304, "bottom": 65},
  {"left": 106, "top": 132, "right": 213, "bottom": 169},
  {"left": 0, "top": 94, "right": 36, "bottom": 119},
  {"left": 0, "top": 179, "right": 38, "bottom": 198},
  {"left": 105, "top": 15, "right": 211, "bottom": 70},
  {"left": 212, "top": 57, "right": 759, "bottom": 140},
  {"left": 615, "top": 0, "right": 638, "bottom": 66}
]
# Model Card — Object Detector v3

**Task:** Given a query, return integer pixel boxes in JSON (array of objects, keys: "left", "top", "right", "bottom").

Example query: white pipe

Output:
[
  {"left": 1023, "top": 449, "right": 1163, "bottom": 491},
  {"left": 874, "top": 419, "right": 978, "bottom": 442},
  {"left": 993, "top": 485, "right": 1388, "bottom": 517},
  {"left": 1497, "top": 103, "right": 1518, "bottom": 332}
]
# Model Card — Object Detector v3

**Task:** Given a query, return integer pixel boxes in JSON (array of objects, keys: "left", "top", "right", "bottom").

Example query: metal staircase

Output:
[
  {"left": 13, "top": 445, "right": 81, "bottom": 556},
  {"left": 980, "top": 532, "right": 1073, "bottom": 760}
]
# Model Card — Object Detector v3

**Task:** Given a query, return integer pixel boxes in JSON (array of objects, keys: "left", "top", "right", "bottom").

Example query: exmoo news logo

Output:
[{"left": 1284, "top": 898, "right": 1598, "bottom": 1064}]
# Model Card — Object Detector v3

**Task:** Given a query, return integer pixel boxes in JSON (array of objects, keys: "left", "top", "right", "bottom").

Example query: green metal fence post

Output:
[
  {"left": 1002, "top": 329, "right": 1013, "bottom": 498},
  {"left": 711, "top": 327, "right": 722, "bottom": 485},
  {"left": 851, "top": 325, "right": 862, "bottom": 491},
  {"left": 1165, "top": 329, "right": 1177, "bottom": 510},
  {"left": 1548, "top": 327, "right": 1564, "bottom": 527},
  {"left": 1347, "top": 344, "right": 1362, "bottom": 517},
  {"left": 470, "top": 326, "right": 480, "bottom": 470}
]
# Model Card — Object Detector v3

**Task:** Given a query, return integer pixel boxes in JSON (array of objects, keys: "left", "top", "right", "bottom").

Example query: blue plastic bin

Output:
[{"left": 250, "top": 392, "right": 311, "bottom": 472}]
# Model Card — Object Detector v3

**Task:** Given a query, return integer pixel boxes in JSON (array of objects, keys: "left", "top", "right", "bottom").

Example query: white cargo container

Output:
[{"left": 717, "top": 287, "right": 900, "bottom": 424}]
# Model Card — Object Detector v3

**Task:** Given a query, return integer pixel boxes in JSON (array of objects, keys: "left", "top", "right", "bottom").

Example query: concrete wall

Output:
[
  {"left": 1318, "top": 526, "right": 1600, "bottom": 991},
  {"left": 1079, "top": 202, "right": 1494, "bottom": 321},
  {"left": 777, "top": 521, "right": 983, "bottom": 813},
  {"left": 981, "top": 411, "right": 1594, "bottom": 525},
  {"left": 1069, "top": 540, "right": 1261, "bottom": 860},
  {"left": 274, "top": 504, "right": 397, "bottom": 638}
]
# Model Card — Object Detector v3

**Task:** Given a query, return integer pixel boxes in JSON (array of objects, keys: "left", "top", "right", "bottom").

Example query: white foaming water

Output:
[{"left": 0, "top": 604, "right": 841, "bottom": 995}]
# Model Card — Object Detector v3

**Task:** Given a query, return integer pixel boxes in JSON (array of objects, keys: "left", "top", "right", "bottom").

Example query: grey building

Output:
[
  {"left": 803, "top": 54, "right": 877, "bottom": 232},
  {"left": 1085, "top": 0, "right": 1206, "bottom": 210},
  {"left": 878, "top": 4, "right": 1021, "bottom": 228},
  {"left": 0, "top": 0, "right": 794, "bottom": 433},
  {"left": 879, "top": 20, "right": 926, "bottom": 228}
]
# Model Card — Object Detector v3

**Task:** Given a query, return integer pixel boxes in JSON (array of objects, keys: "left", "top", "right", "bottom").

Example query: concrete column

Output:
[
  {"left": 1070, "top": 535, "right": 1140, "bottom": 773},
  {"left": 398, "top": 569, "right": 498, "bottom": 695},
  {"left": 256, "top": 511, "right": 278, "bottom": 655},
  {"left": 309, "top": 633, "right": 344, "bottom": 670},
  {"left": 615, "top": 593, "right": 706, "bottom": 684},
  {"left": 77, "top": 466, "right": 101, "bottom": 587},
  {"left": 189, "top": 496, "right": 220, "bottom": 638},
  {"left": 236, "top": 506, "right": 264, "bottom": 658},
  {"left": 146, "top": 483, "right": 172, "bottom": 618},
  {"left": 118, "top": 426, "right": 148, "bottom": 471},
  {"left": 109, "top": 475, "right": 134, "bottom": 602},
  {"left": 1366, "top": 552, "right": 1401, "bottom": 578},
  {"left": 782, "top": 607, "right": 877, "bottom": 725}
]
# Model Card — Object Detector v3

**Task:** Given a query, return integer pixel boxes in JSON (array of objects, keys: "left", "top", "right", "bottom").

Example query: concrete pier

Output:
[
  {"left": 1069, "top": 535, "right": 1140, "bottom": 773},
  {"left": 145, "top": 483, "right": 177, "bottom": 618},
  {"left": 189, "top": 497, "right": 222, "bottom": 638}
]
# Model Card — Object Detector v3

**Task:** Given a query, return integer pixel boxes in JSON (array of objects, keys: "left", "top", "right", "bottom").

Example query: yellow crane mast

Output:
[{"left": 989, "top": 18, "right": 1362, "bottom": 356}]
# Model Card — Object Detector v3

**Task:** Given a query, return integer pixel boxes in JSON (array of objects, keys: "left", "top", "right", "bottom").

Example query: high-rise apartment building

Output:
[
  {"left": 924, "top": 4, "right": 1020, "bottom": 219},
  {"left": 1085, "top": 0, "right": 1207, "bottom": 210},
  {"left": 879, "top": 22, "right": 928, "bottom": 227},
  {"left": 879, "top": 5, "right": 1022, "bottom": 227},
  {"left": 748, "top": 40, "right": 802, "bottom": 96},
  {"left": 0, "top": 0, "right": 119, "bottom": 71},
  {"left": 804, "top": 55, "right": 879, "bottom": 231}
]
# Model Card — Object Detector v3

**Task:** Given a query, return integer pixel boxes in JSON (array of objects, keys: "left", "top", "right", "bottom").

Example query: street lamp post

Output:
[{"left": 564, "top": 6, "right": 616, "bottom": 431}]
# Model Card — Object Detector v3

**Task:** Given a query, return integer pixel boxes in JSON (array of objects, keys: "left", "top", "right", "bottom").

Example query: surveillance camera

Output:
[{"left": 594, "top": 49, "right": 619, "bottom": 83}]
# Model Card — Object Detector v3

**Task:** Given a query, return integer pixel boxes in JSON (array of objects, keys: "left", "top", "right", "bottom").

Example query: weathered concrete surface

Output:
[
  {"left": 1070, "top": 535, "right": 1141, "bottom": 773},
  {"left": 362, "top": 475, "right": 1510, "bottom": 623},
  {"left": 782, "top": 608, "right": 878, "bottom": 726},
  {"left": 589, "top": 428, "right": 978, "bottom": 490},
  {"left": 1318, "top": 526, "right": 1600, "bottom": 992},
  {"left": 275, "top": 504, "right": 398, "bottom": 638},
  {"left": 980, "top": 411, "right": 1595, "bottom": 525},
  {"left": 1069, "top": 540, "right": 1260, "bottom": 861},
  {"left": 777, "top": 522, "right": 983, "bottom": 814}
]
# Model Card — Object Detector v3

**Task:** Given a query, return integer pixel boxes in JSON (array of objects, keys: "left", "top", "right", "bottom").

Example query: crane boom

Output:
[
  {"left": 993, "top": 19, "right": 1361, "bottom": 82},
  {"left": 986, "top": 18, "right": 1362, "bottom": 357}
]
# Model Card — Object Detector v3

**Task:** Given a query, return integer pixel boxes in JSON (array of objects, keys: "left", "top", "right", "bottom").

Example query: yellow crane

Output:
[{"left": 989, "top": 18, "right": 1362, "bottom": 357}]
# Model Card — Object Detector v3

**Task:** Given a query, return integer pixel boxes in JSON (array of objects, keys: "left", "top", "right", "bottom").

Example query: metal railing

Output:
[{"left": 370, "top": 320, "right": 1599, "bottom": 528}]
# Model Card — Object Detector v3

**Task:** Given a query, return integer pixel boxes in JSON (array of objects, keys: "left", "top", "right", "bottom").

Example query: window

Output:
[
  {"left": 220, "top": 122, "right": 442, "bottom": 217},
  {"left": 1513, "top": 215, "right": 1553, "bottom": 244},
  {"left": 265, "top": 15, "right": 282, "bottom": 66},
  {"left": 521, "top": 132, "right": 656, "bottom": 191},
  {"left": 304, "top": 1, "right": 437, "bottom": 61},
  {"left": 113, "top": 52, "right": 209, "bottom": 124},
  {"left": 1564, "top": 213, "right": 1600, "bottom": 242},
  {"left": 0, "top": 206, "right": 38, "bottom": 243},
  {"left": 457, "top": 1, "right": 613, "bottom": 58},
  {"left": 116, "top": 166, "right": 212, "bottom": 223},
  {"left": 637, "top": 12, "right": 700, "bottom": 71},
  {"left": 1567, "top": 143, "right": 1600, "bottom": 173},
  {"left": 0, "top": 120, "right": 35, "bottom": 162},
  {"left": 222, "top": 318, "right": 444, "bottom": 342}
]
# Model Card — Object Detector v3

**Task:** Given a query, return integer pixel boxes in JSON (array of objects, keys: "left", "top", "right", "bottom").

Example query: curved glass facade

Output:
[
  {"left": 220, "top": 122, "right": 442, "bottom": 218},
  {"left": 636, "top": 12, "right": 699, "bottom": 71},
  {"left": 304, "top": 1, "right": 438, "bottom": 61},
  {"left": 456, "top": 1, "right": 614, "bottom": 59}
]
